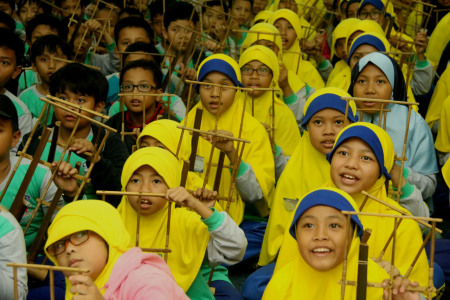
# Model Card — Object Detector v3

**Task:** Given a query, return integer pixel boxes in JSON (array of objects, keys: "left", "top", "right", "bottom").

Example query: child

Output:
[
  {"left": 230, "top": 0, "right": 252, "bottom": 55},
  {"left": 0, "top": 0, "right": 26, "bottom": 39},
  {"left": 0, "top": 205, "right": 27, "bottom": 300},
  {"left": 44, "top": 200, "right": 188, "bottom": 299},
  {"left": 0, "top": 28, "right": 32, "bottom": 151},
  {"left": 258, "top": 87, "right": 358, "bottom": 267},
  {"left": 105, "top": 60, "right": 178, "bottom": 154},
  {"left": 148, "top": 0, "right": 164, "bottom": 43},
  {"left": 267, "top": 9, "right": 325, "bottom": 91},
  {"left": 118, "top": 147, "right": 246, "bottom": 299},
  {"left": 263, "top": 187, "right": 390, "bottom": 299},
  {"left": 54, "top": 0, "right": 85, "bottom": 19},
  {"left": 239, "top": 45, "right": 301, "bottom": 178},
  {"left": 18, "top": 0, "right": 47, "bottom": 29},
  {"left": 19, "top": 35, "right": 71, "bottom": 125},
  {"left": 21, "top": 63, "right": 128, "bottom": 207},
  {"left": 0, "top": 10, "right": 15, "bottom": 32},
  {"left": 349, "top": 52, "right": 438, "bottom": 202}
]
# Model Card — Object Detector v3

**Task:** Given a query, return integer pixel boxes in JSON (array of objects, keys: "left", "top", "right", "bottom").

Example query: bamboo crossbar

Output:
[
  {"left": 177, "top": 126, "right": 251, "bottom": 143},
  {"left": 140, "top": 248, "right": 172, "bottom": 253},
  {"left": 40, "top": 97, "right": 117, "bottom": 133},
  {"left": 117, "top": 51, "right": 174, "bottom": 57},
  {"left": 97, "top": 191, "right": 166, "bottom": 197},
  {"left": 49, "top": 56, "right": 101, "bottom": 70},
  {"left": 7, "top": 263, "right": 89, "bottom": 273},
  {"left": 341, "top": 96, "right": 419, "bottom": 106},
  {"left": 184, "top": 79, "right": 255, "bottom": 92},
  {"left": 342, "top": 211, "right": 443, "bottom": 222},
  {"left": 45, "top": 95, "right": 110, "bottom": 119},
  {"left": 233, "top": 29, "right": 281, "bottom": 36},
  {"left": 118, "top": 93, "right": 177, "bottom": 97},
  {"left": 339, "top": 280, "right": 435, "bottom": 293}
]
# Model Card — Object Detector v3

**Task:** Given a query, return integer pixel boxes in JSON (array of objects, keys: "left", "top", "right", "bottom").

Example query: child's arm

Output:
[
  {"left": 382, "top": 277, "right": 420, "bottom": 300},
  {"left": 165, "top": 187, "right": 214, "bottom": 219},
  {"left": 68, "top": 275, "right": 104, "bottom": 300},
  {"left": 411, "top": 31, "right": 434, "bottom": 95}
]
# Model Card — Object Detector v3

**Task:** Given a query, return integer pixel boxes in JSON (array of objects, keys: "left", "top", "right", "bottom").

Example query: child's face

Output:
[
  {"left": 164, "top": 20, "right": 195, "bottom": 53},
  {"left": 68, "top": 24, "right": 91, "bottom": 58},
  {"left": 273, "top": 18, "right": 297, "bottom": 50},
  {"left": 60, "top": 0, "right": 82, "bottom": 18},
  {"left": 231, "top": 0, "right": 251, "bottom": 26},
  {"left": 0, "top": 2, "right": 12, "bottom": 15},
  {"left": 346, "top": 2, "right": 360, "bottom": 19},
  {"left": 54, "top": 230, "right": 108, "bottom": 281},
  {"left": 53, "top": 89, "right": 104, "bottom": 132},
  {"left": 252, "top": 0, "right": 268, "bottom": 15},
  {"left": 123, "top": 53, "right": 156, "bottom": 66},
  {"left": 19, "top": 1, "right": 41, "bottom": 27},
  {"left": 151, "top": 13, "right": 164, "bottom": 39},
  {"left": 330, "top": 137, "right": 380, "bottom": 195},
  {"left": 353, "top": 63, "right": 392, "bottom": 114},
  {"left": 139, "top": 136, "right": 169, "bottom": 152},
  {"left": 0, "top": 118, "right": 21, "bottom": 160},
  {"left": 307, "top": 108, "right": 345, "bottom": 154},
  {"left": 251, "top": 39, "right": 279, "bottom": 56},
  {"left": 346, "top": 30, "right": 362, "bottom": 53},
  {"left": 126, "top": 165, "right": 169, "bottom": 216},
  {"left": 121, "top": 67, "right": 161, "bottom": 117},
  {"left": 296, "top": 205, "right": 353, "bottom": 271},
  {"left": 278, "top": 0, "right": 298, "bottom": 14},
  {"left": 358, "top": 4, "right": 383, "bottom": 25},
  {"left": 241, "top": 60, "right": 273, "bottom": 98},
  {"left": 349, "top": 44, "right": 378, "bottom": 70},
  {"left": 203, "top": 6, "right": 226, "bottom": 32},
  {"left": 199, "top": 71, "right": 237, "bottom": 115},
  {"left": 117, "top": 27, "right": 151, "bottom": 52},
  {"left": 30, "top": 25, "right": 59, "bottom": 45},
  {"left": 33, "top": 48, "right": 68, "bottom": 84},
  {"left": 335, "top": 38, "right": 346, "bottom": 60},
  {"left": 95, "top": 10, "right": 119, "bottom": 40},
  {"left": 0, "top": 46, "right": 21, "bottom": 89}
]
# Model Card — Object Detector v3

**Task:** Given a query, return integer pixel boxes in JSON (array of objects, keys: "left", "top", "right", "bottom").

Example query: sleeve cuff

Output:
[
  {"left": 274, "top": 145, "right": 282, "bottom": 157},
  {"left": 400, "top": 181, "right": 414, "bottom": 198},
  {"left": 318, "top": 59, "right": 330, "bottom": 70},
  {"left": 201, "top": 208, "right": 225, "bottom": 231},
  {"left": 237, "top": 161, "right": 249, "bottom": 178},
  {"left": 106, "top": 41, "right": 116, "bottom": 52},
  {"left": 283, "top": 93, "right": 297, "bottom": 105}
]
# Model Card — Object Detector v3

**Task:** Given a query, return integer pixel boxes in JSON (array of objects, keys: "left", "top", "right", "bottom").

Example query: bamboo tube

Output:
[
  {"left": 404, "top": 230, "right": 431, "bottom": 278},
  {"left": 340, "top": 280, "right": 435, "bottom": 293},
  {"left": 342, "top": 211, "right": 443, "bottom": 222},
  {"left": 341, "top": 214, "right": 352, "bottom": 299},
  {"left": 177, "top": 126, "right": 251, "bottom": 143},
  {"left": 7, "top": 263, "right": 89, "bottom": 273}
]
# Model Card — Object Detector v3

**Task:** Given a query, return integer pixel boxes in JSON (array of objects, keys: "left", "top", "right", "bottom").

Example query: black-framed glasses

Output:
[
  {"left": 120, "top": 83, "right": 156, "bottom": 93},
  {"left": 47, "top": 230, "right": 91, "bottom": 256},
  {"left": 241, "top": 66, "right": 272, "bottom": 76},
  {"left": 358, "top": 10, "right": 382, "bottom": 19}
]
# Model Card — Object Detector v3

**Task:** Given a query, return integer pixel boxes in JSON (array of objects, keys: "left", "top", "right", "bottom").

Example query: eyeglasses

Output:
[
  {"left": 358, "top": 10, "right": 382, "bottom": 19},
  {"left": 120, "top": 83, "right": 156, "bottom": 93},
  {"left": 47, "top": 230, "right": 90, "bottom": 256},
  {"left": 241, "top": 66, "right": 272, "bottom": 76}
]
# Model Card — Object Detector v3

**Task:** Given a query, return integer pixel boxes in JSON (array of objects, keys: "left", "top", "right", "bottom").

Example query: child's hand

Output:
[
  {"left": 203, "top": 39, "right": 223, "bottom": 52},
  {"left": 203, "top": 130, "right": 236, "bottom": 155},
  {"left": 193, "top": 188, "right": 218, "bottom": 208},
  {"left": 69, "top": 275, "right": 105, "bottom": 300},
  {"left": 52, "top": 161, "right": 79, "bottom": 197},
  {"left": 69, "top": 138, "right": 101, "bottom": 163},
  {"left": 166, "top": 187, "right": 213, "bottom": 219},
  {"left": 382, "top": 276, "right": 420, "bottom": 300},
  {"left": 389, "top": 164, "right": 407, "bottom": 190},
  {"left": 185, "top": 68, "right": 197, "bottom": 81},
  {"left": 414, "top": 30, "right": 428, "bottom": 61},
  {"left": 389, "top": 35, "right": 409, "bottom": 52},
  {"left": 85, "top": 19, "right": 102, "bottom": 33},
  {"left": 212, "top": 24, "right": 227, "bottom": 41}
]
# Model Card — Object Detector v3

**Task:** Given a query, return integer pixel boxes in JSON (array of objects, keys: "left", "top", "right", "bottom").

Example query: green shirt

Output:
[{"left": 19, "top": 85, "right": 53, "bottom": 125}]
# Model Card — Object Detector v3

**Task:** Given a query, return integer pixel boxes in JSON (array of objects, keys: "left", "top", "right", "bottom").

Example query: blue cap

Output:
[
  {"left": 359, "top": 0, "right": 390, "bottom": 16},
  {"left": 301, "top": 93, "right": 359, "bottom": 130},
  {"left": 289, "top": 189, "right": 364, "bottom": 240},
  {"left": 326, "top": 125, "right": 391, "bottom": 180},
  {"left": 196, "top": 58, "right": 244, "bottom": 91},
  {"left": 347, "top": 35, "right": 387, "bottom": 64}
]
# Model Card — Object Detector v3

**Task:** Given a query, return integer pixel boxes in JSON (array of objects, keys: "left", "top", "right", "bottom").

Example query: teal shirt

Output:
[
  {"left": 19, "top": 85, "right": 53, "bottom": 125},
  {"left": 18, "top": 70, "right": 38, "bottom": 94}
]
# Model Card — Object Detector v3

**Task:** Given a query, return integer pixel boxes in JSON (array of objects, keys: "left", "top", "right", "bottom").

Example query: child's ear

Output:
[
  {"left": 156, "top": 88, "right": 164, "bottom": 102},
  {"left": 11, "top": 65, "right": 22, "bottom": 80},
  {"left": 94, "top": 101, "right": 105, "bottom": 113},
  {"left": 32, "top": 63, "right": 37, "bottom": 73},
  {"left": 11, "top": 130, "right": 21, "bottom": 149}
]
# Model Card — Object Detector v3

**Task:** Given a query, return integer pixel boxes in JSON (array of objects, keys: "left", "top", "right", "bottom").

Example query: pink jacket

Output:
[{"left": 103, "top": 247, "right": 189, "bottom": 300}]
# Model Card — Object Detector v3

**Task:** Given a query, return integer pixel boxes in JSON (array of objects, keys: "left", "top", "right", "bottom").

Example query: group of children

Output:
[{"left": 0, "top": 0, "right": 449, "bottom": 299}]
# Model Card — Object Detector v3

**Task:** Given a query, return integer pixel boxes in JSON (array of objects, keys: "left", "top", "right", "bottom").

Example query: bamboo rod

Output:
[
  {"left": 140, "top": 248, "right": 172, "bottom": 253},
  {"left": 45, "top": 95, "right": 110, "bottom": 119},
  {"left": 7, "top": 263, "right": 89, "bottom": 273},
  {"left": 341, "top": 96, "right": 419, "bottom": 106},
  {"left": 341, "top": 211, "right": 443, "bottom": 222},
  {"left": 184, "top": 79, "right": 255, "bottom": 92},
  {"left": 341, "top": 214, "right": 351, "bottom": 299},
  {"left": 404, "top": 230, "right": 431, "bottom": 278},
  {"left": 177, "top": 126, "right": 251, "bottom": 143},
  {"left": 340, "top": 280, "right": 435, "bottom": 293}
]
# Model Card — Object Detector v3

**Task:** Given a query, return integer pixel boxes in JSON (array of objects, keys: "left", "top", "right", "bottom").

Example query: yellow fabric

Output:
[
  {"left": 263, "top": 187, "right": 387, "bottom": 300},
  {"left": 259, "top": 87, "right": 357, "bottom": 266},
  {"left": 442, "top": 158, "right": 450, "bottom": 188},
  {"left": 44, "top": 200, "right": 130, "bottom": 299},
  {"left": 185, "top": 54, "right": 275, "bottom": 224},
  {"left": 117, "top": 147, "right": 210, "bottom": 292},
  {"left": 435, "top": 95, "right": 450, "bottom": 153},
  {"left": 239, "top": 45, "right": 301, "bottom": 156},
  {"left": 136, "top": 119, "right": 208, "bottom": 191},
  {"left": 426, "top": 13, "right": 450, "bottom": 69},
  {"left": 252, "top": 10, "right": 273, "bottom": 25},
  {"left": 269, "top": 0, "right": 326, "bottom": 24},
  {"left": 345, "top": 20, "right": 385, "bottom": 52},
  {"left": 331, "top": 18, "right": 361, "bottom": 59},
  {"left": 268, "top": 9, "right": 325, "bottom": 90},
  {"left": 276, "top": 122, "right": 430, "bottom": 288},
  {"left": 426, "top": 67, "right": 450, "bottom": 130}
]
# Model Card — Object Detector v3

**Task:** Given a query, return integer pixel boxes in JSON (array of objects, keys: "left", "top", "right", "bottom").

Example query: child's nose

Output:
[{"left": 313, "top": 226, "right": 329, "bottom": 240}]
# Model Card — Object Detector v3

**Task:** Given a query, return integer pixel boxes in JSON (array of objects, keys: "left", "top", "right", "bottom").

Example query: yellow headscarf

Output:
[
  {"left": 45, "top": 200, "right": 130, "bottom": 299},
  {"left": 435, "top": 95, "right": 450, "bottom": 153},
  {"left": 117, "top": 147, "right": 210, "bottom": 291},
  {"left": 426, "top": 67, "right": 450, "bottom": 130},
  {"left": 268, "top": 9, "right": 325, "bottom": 90},
  {"left": 426, "top": 13, "right": 450, "bottom": 69},
  {"left": 443, "top": 158, "right": 450, "bottom": 189},
  {"left": 259, "top": 87, "right": 357, "bottom": 266},
  {"left": 263, "top": 187, "right": 387, "bottom": 300},
  {"left": 185, "top": 54, "right": 275, "bottom": 224},
  {"left": 252, "top": 10, "right": 273, "bottom": 25},
  {"left": 331, "top": 18, "right": 361, "bottom": 59},
  {"left": 240, "top": 22, "right": 306, "bottom": 93},
  {"left": 239, "top": 45, "right": 301, "bottom": 156},
  {"left": 345, "top": 19, "right": 385, "bottom": 52}
]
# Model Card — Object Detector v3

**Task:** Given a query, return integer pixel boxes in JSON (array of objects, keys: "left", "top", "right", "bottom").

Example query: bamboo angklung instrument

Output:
[{"left": 356, "top": 229, "right": 372, "bottom": 300}]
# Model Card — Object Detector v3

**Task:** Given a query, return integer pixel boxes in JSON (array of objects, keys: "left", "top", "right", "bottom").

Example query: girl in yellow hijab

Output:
[
  {"left": 263, "top": 187, "right": 390, "bottom": 300},
  {"left": 117, "top": 147, "right": 247, "bottom": 299},
  {"left": 259, "top": 87, "right": 358, "bottom": 266},
  {"left": 426, "top": 66, "right": 450, "bottom": 133},
  {"left": 44, "top": 200, "right": 188, "bottom": 299},
  {"left": 239, "top": 45, "right": 301, "bottom": 175},
  {"left": 240, "top": 22, "right": 315, "bottom": 129},
  {"left": 268, "top": 9, "right": 325, "bottom": 91},
  {"left": 435, "top": 95, "right": 450, "bottom": 166}
]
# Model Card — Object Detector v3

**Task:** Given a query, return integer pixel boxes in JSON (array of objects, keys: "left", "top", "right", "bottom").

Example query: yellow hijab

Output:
[
  {"left": 426, "top": 67, "right": 450, "bottom": 130},
  {"left": 136, "top": 119, "right": 208, "bottom": 191},
  {"left": 435, "top": 95, "right": 450, "bottom": 153},
  {"left": 240, "top": 22, "right": 307, "bottom": 93},
  {"left": 268, "top": 9, "right": 325, "bottom": 90},
  {"left": 252, "top": 10, "right": 273, "bottom": 25},
  {"left": 117, "top": 147, "right": 210, "bottom": 291},
  {"left": 443, "top": 158, "right": 450, "bottom": 188},
  {"left": 263, "top": 187, "right": 387, "bottom": 300},
  {"left": 426, "top": 13, "right": 450, "bottom": 69},
  {"left": 239, "top": 45, "right": 301, "bottom": 156},
  {"left": 259, "top": 87, "right": 357, "bottom": 266},
  {"left": 185, "top": 54, "right": 275, "bottom": 224},
  {"left": 331, "top": 18, "right": 361, "bottom": 60},
  {"left": 45, "top": 200, "right": 130, "bottom": 299}
]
